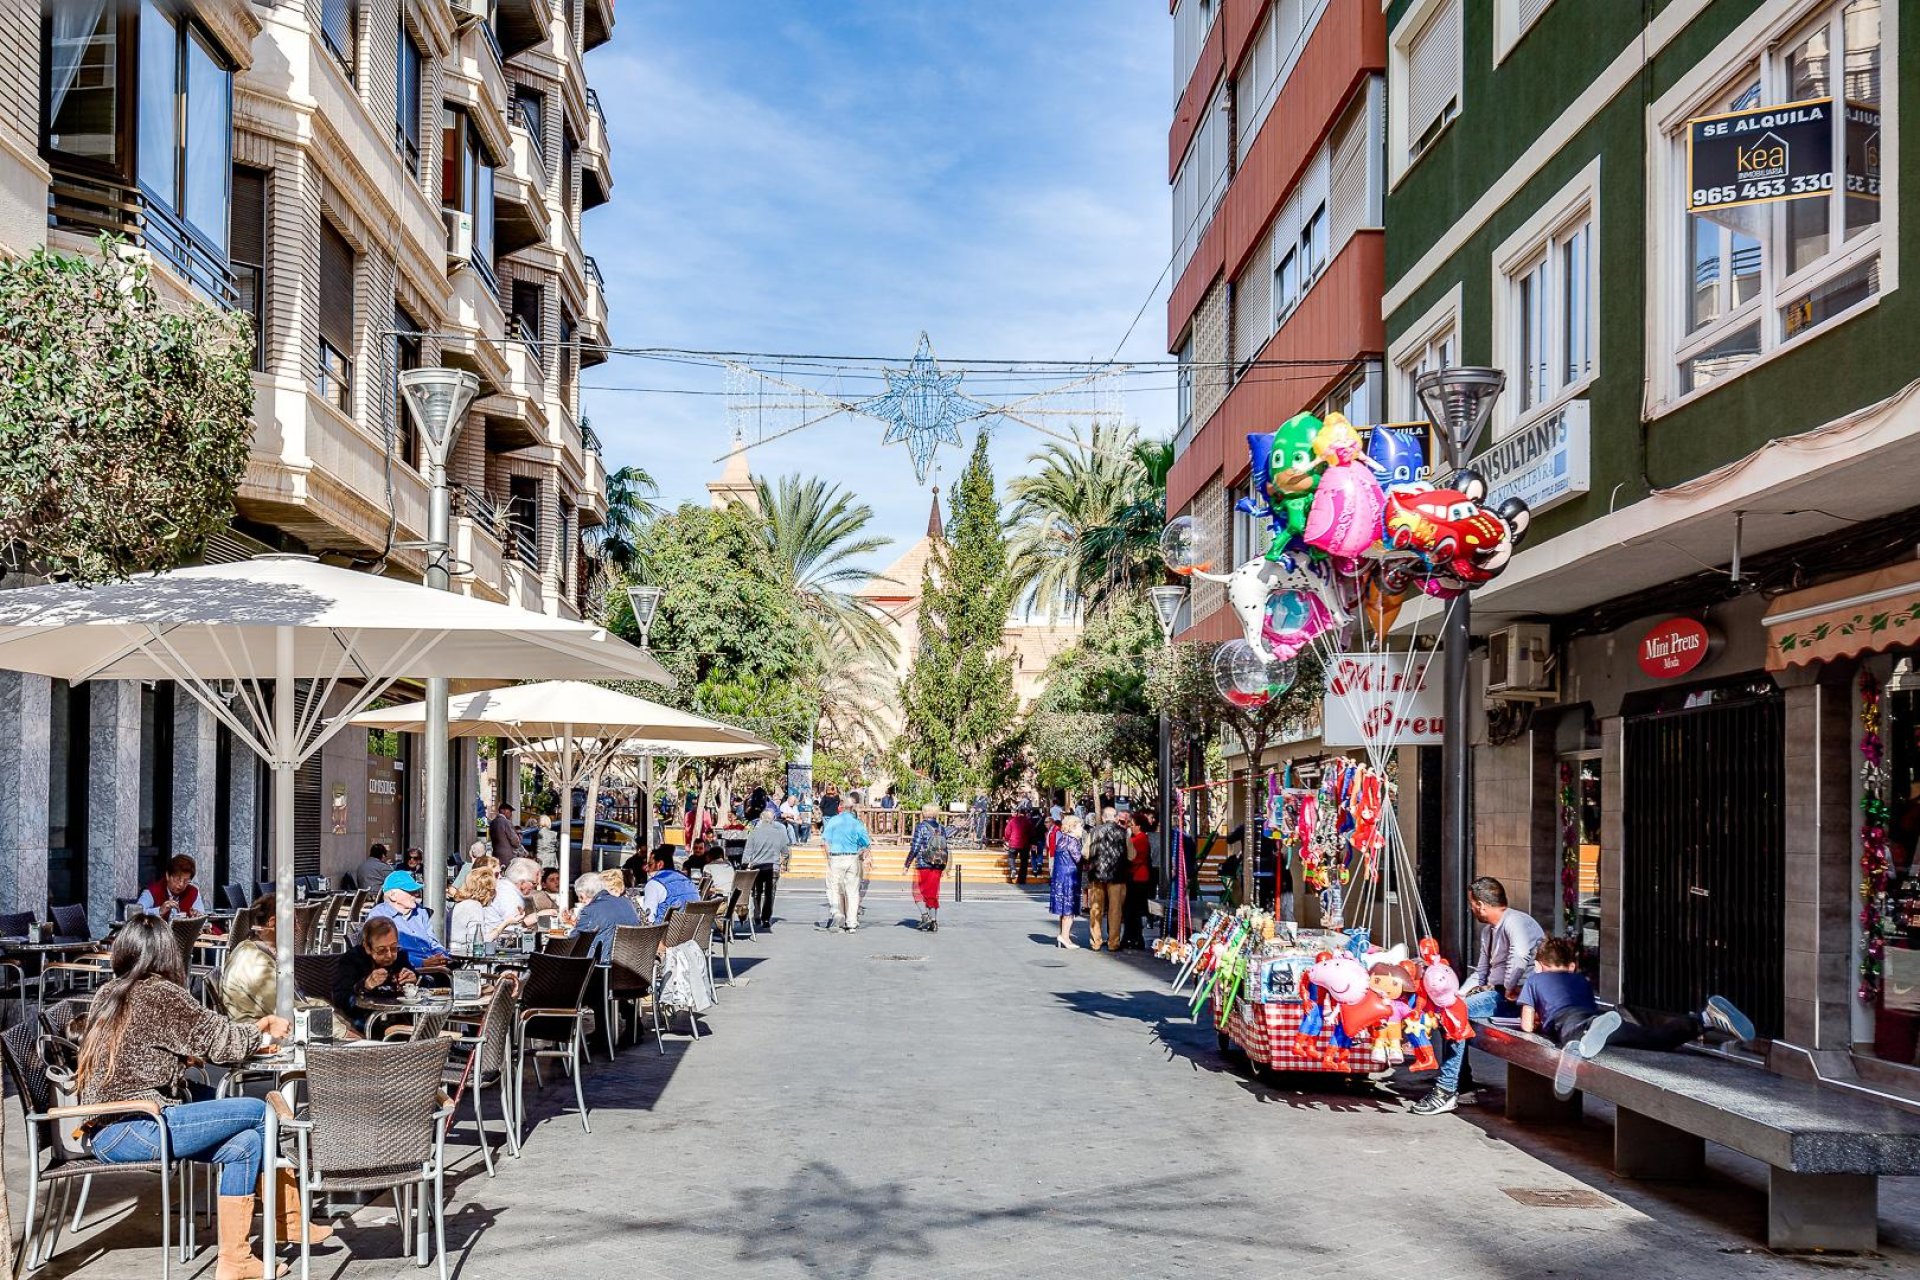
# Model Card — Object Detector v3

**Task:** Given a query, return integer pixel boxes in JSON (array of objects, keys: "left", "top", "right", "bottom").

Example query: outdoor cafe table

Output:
[{"left": 0, "top": 936, "right": 110, "bottom": 1012}]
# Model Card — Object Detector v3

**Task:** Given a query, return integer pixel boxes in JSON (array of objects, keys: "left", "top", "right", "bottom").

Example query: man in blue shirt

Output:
[
  {"left": 569, "top": 871, "right": 640, "bottom": 960},
  {"left": 365, "top": 870, "right": 451, "bottom": 970},
  {"left": 819, "top": 807, "right": 872, "bottom": 933},
  {"left": 639, "top": 847, "right": 699, "bottom": 923}
]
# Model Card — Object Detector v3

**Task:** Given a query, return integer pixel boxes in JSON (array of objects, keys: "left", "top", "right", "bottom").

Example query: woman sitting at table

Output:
[
  {"left": 221, "top": 896, "right": 342, "bottom": 1025},
  {"left": 138, "top": 853, "right": 201, "bottom": 919},
  {"left": 79, "top": 914, "right": 329, "bottom": 1278},
  {"left": 449, "top": 862, "right": 512, "bottom": 947}
]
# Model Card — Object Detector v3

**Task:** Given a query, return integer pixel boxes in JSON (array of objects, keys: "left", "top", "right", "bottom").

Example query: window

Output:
[
  {"left": 390, "top": 307, "right": 421, "bottom": 469},
  {"left": 1390, "top": 288, "right": 1460, "bottom": 421},
  {"left": 316, "top": 222, "right": 354, "bottom": 413},
  {"left": 507, "top": 476, "right": 539, "bottom": 568},
  {"left": 1495, "top": 0, "right": 1555, "bottom": 64},
  {"left": 510, "top": 279, "right": 543, "bottom": 364},
  {"left": 395, "top": 27, "right": 422, "bottom": 176},
  {"left": 320, "top": 0, "right": 354, "bottom": 78},
  {"left": 1274, "top": 245, "right": 1299, "bottom": 319},
  {"left": 1318, "top": 363, "right": 1383, "bottom": 426},
  {"left": 42, "top": 2, "right": 120, "bottom": 165},
  {"left": 561, "top": 126, "right": 576, "bottom": 221},
  {"left": 1233, "top": 0, "right": 1331, "bottom": 162},
  {"left": 135, "top": 2, "right": 231, "bottom": 252},
  {"left": 230, "top": 167, "right": 267, "bottom": 371},
  {"left": 1401, "top": 0, "right": 1461, "bottom": 164},
  {"left": 1662, "top": 0, "right": 1884, "bottom": 399},
  {"left": 441, "top": 106, "right": 496, "bottom": 283},
  {"left": 513, "top": 87, "right": 543, "bottom": 151},
  {"left": 1173, "top": 0, "right": 1219, "bottom": 100},
  {"left": 1176, "top": 336, "right": 1195, "bottom": 440},
  {"left": 1171, "top": 82, "right": 1230, "bottom": 281},
  {"left": 558, "top": 310, "right": 576, "bottom": 412},
  {"left": 1503, "top": 209, "right": 1594, "bottom": 417}
]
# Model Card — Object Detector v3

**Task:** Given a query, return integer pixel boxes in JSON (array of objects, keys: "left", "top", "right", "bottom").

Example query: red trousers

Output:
[{"left": 913, "top": 867, "right": 943, "bottom": 910}]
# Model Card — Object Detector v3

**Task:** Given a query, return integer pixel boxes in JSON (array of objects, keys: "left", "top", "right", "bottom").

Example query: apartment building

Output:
[
  {"left": 0, "top": 0, "right": 617, "bottom": 927},
  {"left": 1382, "top": 0, "right": 1908, "bottom": 1060}
]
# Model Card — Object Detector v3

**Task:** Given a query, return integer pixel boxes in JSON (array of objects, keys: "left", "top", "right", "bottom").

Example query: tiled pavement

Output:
[{"left": 20, "top": 882, "right": 1920, "bottom": 1279}]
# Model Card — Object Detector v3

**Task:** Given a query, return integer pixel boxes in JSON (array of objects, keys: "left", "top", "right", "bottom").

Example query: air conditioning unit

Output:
[
  {"left": 443, "top": 208, "right": 473, "bottom": 266},
  {"left": 448, "top": 0, "right": 488, "bottom": 24},
  {"left": 1486, "top": 623, "right": 1553, "bottom": 694}
]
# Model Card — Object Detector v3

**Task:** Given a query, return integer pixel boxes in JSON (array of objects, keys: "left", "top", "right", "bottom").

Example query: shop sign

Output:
[
  {"left": 1468, "top": 400, "right": 1590, "bottom": 516},
  {"left": 1637, "top": 618, "right": 1714, "bottom": 680},
  {"left": 1687, "top": 97, "right": 1834, "bottom": 213},
  {"left": 1322, "top": 653, "right": 1443, "bottom": 749}
]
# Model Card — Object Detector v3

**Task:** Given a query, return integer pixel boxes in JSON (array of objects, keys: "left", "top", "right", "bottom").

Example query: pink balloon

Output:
[
  {"left": 1304, "top": 462, "right": 1386, "bottom": 559},
  {"left": 1261, "top": 590, "right": 1331, "bottom": 661}
]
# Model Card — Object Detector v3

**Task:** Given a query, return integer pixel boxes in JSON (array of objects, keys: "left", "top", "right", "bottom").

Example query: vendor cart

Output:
[{"left": 1213, "top": 990, "right": 1375, "bottom": 1075}]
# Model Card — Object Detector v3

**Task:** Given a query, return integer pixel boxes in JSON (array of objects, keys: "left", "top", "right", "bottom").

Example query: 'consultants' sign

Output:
[
  {"left": 1687, "top": 97, "right": 1835, "bottom": 213},
  {"left": 1322, "top": 653, "right": 1443, "bottom": 749},
  {"left": 1468, "top": 400, "right": 1590, "bottom": 517}
]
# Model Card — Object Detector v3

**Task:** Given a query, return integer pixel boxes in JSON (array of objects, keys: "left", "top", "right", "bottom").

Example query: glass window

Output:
[
  {"left": 1176, "top": 337, "right": 1194, "bottom": 435},
  {"left": 1274, "top": 247, "right": 1298, "bottom": 318},
  {"left": 1396, "top": 326, "right": 1454, "bottom": 419},
  {"left": 440, "top": 108, "right": 496, "bottom": 276},
  {"left": 1669, "top": 1, "right": 1884, "bottom": 397},
  {"left": 182, "top": 27, "right": 228, "bottom": 251},
  {"left": 396, "top": 27, "right": 422, "bottom": 175},
  {"left": 230, "top": 167, "right": 266, "bottom": 370},
  {"left": 1506, "top": 209, "right": 1593, "bottom": 417},
  {"left": 43, "top": 1, "right": 119, "bottom": 164},
  {"left": 321, "top": 0, "right": 354, "bottom": 77},
  {"left": 136, "top": 1, "right": 175, "bottom": 200},
  {"left": 1302, "top": 202, "right": 1328, "bottom": 275},
  {"left": 391, "top": 307, "right": 421, "bottom": 469}
]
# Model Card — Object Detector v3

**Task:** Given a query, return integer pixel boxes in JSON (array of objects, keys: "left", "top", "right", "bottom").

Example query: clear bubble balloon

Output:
[
  {"left": 1212, "top": 639, "right": 1295, "bottom": 708},
  {"left": 1161, "top": 516, "right": 1216, "bottom": 576}
]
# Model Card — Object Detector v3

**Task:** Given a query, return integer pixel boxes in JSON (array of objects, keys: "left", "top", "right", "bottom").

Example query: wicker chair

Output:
[
  {"left": 48, "top": 903, "right": 90, "bottom": 942},
  {"left": 219, "top": 883, "right": 249, "bottom": 911},
  {"left": 658, "top": 902, "right": 718, "bottom": 1039},
  {"left": 291, "top": 900, "right": 326, "bottom": 954},
  {"left": 443, "top": 974, "right": 520, "bottom": 1176},
  {"left": 292, "top": 954, "right": 340, "bottom": 1008},
  {"left": 543, "top": 931, "right": 590, "bottom": 959},
  {"left": 0, "top": 909, "right": 36, "bottom": 937},
  {"left": 727, "top": 867, "right": 760, "bottom": 940},
  {"left": 512, "top": 953, "right": 595, "bottom": 1135},
  {"left": 677, "top": 899, "right": 723, "bottom": 996},
  {"left": 279, "top": 1040, "right": 455, "bottom": 1280},
  {"left": 604, "top": 924, "right": 667, "bottom": 1057},
  {"left": 1, "top": 1020, "right": 181, "bottom": 1277},
  {"left": 38, "top": 997, "right": 90, "bottom": 1040}
]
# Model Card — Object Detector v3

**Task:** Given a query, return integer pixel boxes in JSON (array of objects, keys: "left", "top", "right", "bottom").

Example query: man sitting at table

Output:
[
  {"left": 640, "top": 846, "right": 700, "bottom": 923},
  {"left": 500, "top": 857, "right": 538, "bottom": 923},
  {"left": 365, "top": 870, "right": 450, "bottom": 971},
  {"left": 334, "top": 916, "right": 414, "bottom": 1033},
  {"left": 569, "top": 872, "right": 640, "bottom": 960},
  {"left": 356, "top": 842, "right": 393, "bottom": 893},
  {"left": 138, "top": 854, "right": 201, "bottom": 919}
]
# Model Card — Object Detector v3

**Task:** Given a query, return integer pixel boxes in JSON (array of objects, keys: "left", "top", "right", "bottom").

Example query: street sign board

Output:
[
  {"left": 1469, "top": 400, "right": 1590, "bottom": 516},
  {"left": 1322, "top": 652, "right": 1443, "bottom": 749}
]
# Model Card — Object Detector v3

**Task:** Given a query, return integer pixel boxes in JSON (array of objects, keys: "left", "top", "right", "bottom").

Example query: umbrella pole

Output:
[
  {"left": 643, "top": 754, "right": 654, "bottom": 849},
  {"left": 273, "top": 626, "right": 297, "bottom": 1025},
  {"left": 558, "top": 724, "right": 574, "bottom": 914},
  {"left": 424, "top": 677, "right": 449, "bottom": 942},
  {"left": 581, "top": 771, "right": 602, "bottom": 882}
]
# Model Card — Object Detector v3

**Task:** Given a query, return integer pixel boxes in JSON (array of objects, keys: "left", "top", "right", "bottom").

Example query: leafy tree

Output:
[
  {"left": 587, "top": 463, "right": 662, "bottom": 574},
  {"left": 611, "top": 502, "right": 812, "bottom": 749},
  {"left": 898, "top": 431, "right": 1017, "bottom": 802},
  {"left": 0, "top": 238, "right": 253, "bottom": 582},
  {"left": 1006, "top": 425, "right": 1172, "bottom": 620},
  {"left": 1079, "top": 437, "right": 1175, "bottom": 611},
  {"left": 1026, "top": 597, "right": 1159, "bottom": 789},
  {"left": 753, "top": 474, "right": 894, "bottom": 660}
]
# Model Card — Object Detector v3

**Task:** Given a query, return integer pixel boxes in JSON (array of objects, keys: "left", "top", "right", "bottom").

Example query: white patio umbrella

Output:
[
  {"left": 0, "top": 555, "right": 670, "bottom": 1021},
  {"left": 519, "top": 735, "right": 781, "bottom": 854},
  {"left": 350, "top": 681, "right": 765, "bottom": 908}
]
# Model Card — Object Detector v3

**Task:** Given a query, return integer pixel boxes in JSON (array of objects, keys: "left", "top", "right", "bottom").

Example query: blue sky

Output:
[{"left": 580, "top": 3, "right": 1173, "bottom": 560}]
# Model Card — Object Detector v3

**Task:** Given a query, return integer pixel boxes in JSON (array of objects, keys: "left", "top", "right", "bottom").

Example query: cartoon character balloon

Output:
[
  {"left": 1303, "top": 413, "right": 1386, "bottom": 560},
  {"left": 1365, "top": 426, "right": 1427, "bottom": 490},
  {"left": 1384, "top": 470, "right": 1531, "bottom": 589},
  {"left": 1261, "top": 413, "right": 1325, "bottom": 547}
]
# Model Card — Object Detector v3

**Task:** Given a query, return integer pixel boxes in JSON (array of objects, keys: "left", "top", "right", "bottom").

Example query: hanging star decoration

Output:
[{"left": 860, "top": 332, "right": 971, "bottom": 482}]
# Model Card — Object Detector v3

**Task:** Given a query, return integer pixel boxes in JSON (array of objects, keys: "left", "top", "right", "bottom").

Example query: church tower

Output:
[{"left": 707, "top": 428, "right": 760, "bottom": 512}]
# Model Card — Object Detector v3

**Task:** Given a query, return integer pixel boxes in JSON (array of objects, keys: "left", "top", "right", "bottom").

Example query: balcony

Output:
[
  {"left": 451, "top": 510, "right": 507, "bottom": 603},
  {"left": 558, "top": 215, "right": 586, "bottom": 310},
  {"left": 581, "top": 90, "right": 612, "bottom": 210},
  {"left": 48, "top": 170, "right": 235, "bottom": 307},
  {"left": 238, "top": 383, "right": 430, "bottom": 558},
  {"left": 582, "top": 0, "right": 614, "bottom": 51},
  {"left": 560, "top": 40, "right": 590, "bottom": 156},
  {"left": 493, "top": 0, "right": 552, "bottom": 59},
  {"left": 445, "top": 26, "right": 514, "bottom": 171},
  {"left": 441, "top": 257, "right": 512, "bottom": 397},
  {"left": 580, "top": 425, "right": 608, "bottom": 526},
  {"left": 495, "top": 121, "right": 551, "bottom": 257},
  {"left": 581, "top": 256, "right": 608, "bottom": 367},
  {"left": 475, "top": 336, "right": 548, "bottom": 454}
]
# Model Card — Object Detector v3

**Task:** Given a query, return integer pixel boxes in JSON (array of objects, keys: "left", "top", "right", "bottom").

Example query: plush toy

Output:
[
  {"left": 1367, "top": 963, "right": 1413, "bottom": 1065},
  {"left": 1418, "top": 936, "right": 1474, "bottom": 1043},
  {"left": 1350, "top": 769, "right": 1387, "bottom": 874}
]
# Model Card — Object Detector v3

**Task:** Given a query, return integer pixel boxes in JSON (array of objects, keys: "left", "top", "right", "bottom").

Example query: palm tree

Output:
[
  {"left": 753, "top": 474, "right": 896, "bottom": 662},
  {"left": 586, "top": 464, "right": 662, "bottom": 574},
  {"left": 1007, "top": 424, "right": 1171, "bottom": 618}
]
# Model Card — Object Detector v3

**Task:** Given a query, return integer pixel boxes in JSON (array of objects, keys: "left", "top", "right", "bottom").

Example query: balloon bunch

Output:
[
  {"left": 1289, "top": 938, "right": 1465, "bottom": 1072},
  {"left": 1170, "top": 411, "right": 1533, "bottom": 668}
]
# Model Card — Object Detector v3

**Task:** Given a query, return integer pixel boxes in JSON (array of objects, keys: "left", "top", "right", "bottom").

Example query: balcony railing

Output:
[
  {"left": 48, "top": 168, "right": 237, "bottom": 307},
  {"left": 581, "top": 419, "right": 601, "bottom": 454},
  {"left": 450, "top": 483, "right": 501, "bottom": 532},
  {"left": 508, "top": 520, "right": 538, "bottom": 568},
  {"left": 509, "top": 313, "right": 543, "bottom": 369},
  {"left": 584, "top": 254, "right": 605, "bottom": 292},
  {"left": 513, "top": 98, "right": 548, "bottom": 180},
  {"left": 587, "top": 87, "right": 607, "bottom": 132}
]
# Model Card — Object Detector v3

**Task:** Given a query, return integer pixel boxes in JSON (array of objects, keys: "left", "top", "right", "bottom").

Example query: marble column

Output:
[
  {"left": 88, "top": 681, "right": 142, "bottom": 937},
  {"left": 0, "top": 672, "right": 50, "bottom": 918},
  {"left": 172, "top": 694, "right": 219, "bottom": 905},
  {"left": 229, "top": 748, "right": 260, "bottom": 889}
]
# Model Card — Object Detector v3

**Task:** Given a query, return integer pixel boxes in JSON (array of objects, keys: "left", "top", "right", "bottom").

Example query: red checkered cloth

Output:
[{"left": 1215, "top": 995, "right": 1373, "bottom": 1073}]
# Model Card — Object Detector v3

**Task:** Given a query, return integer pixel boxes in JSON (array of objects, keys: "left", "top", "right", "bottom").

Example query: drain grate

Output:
[
  {"left": 871, "top": 954, "right": 928, "bottom": 962},
  {"left": 1502, "top": 1188, "right": 1614, "bottom": 1209}
]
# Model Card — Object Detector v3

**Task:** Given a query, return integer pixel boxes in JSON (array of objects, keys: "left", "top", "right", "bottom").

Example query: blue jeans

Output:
[
  {"left": 1435, "top": 988, "right": 1508, "bottom": 1093},
  {"left": 93, "top": 1096, "right": 268, "bottom": 1196}
]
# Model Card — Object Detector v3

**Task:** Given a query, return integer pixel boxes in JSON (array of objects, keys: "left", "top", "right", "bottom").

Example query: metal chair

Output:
[
  {"left": 219, "top": 883, "right": 248, "bottom": 911},
  {"left": 709, "top": 888, "right": 744, "bottom": 985},
  {"left": 2, "top": 1020, "right": 180, "bottom": 1278},
  {"left": 604, "top": 923, "right": 667, "bottom": 1057},
  {"left": 659, "top": 903, "right": 718, "bottom": 1038},
  {"left": 678, "top": 899, "right": 724, "bottom": 994},
  {"left": 48, "top": 903, "right": 89, "bottom": 942},
  {"left": 442, "top": 974, "right": 520, "bottom": 1176},
  {"left": 291, "top": 900, "right": 326, "bottom": 954},
  {"left": 279, "top": 1040, "right": 455, "bottom": 1280},
  {"left": 512, "top": 953, "right": 595, "bottom": 1135},
  {"left": 727, "top": 867, "right": 761, "bottom": 940},
  {"left": 312, "top": 895, "right": 344, "bottom": 952}
]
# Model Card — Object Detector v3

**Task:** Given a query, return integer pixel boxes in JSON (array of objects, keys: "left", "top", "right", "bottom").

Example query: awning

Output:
[{"left": 1764, "top": 559, "right": 1920, "bottom": 670}]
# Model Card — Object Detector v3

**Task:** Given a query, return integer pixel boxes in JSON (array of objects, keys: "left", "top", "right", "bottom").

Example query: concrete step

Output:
[{"left": 781, "top": 846, "right": 1039, "bottom": 884}]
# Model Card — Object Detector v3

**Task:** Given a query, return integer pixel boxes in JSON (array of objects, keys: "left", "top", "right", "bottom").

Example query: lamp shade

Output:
[
  {"left": 626, "top": 584, "right": 663, "bottom": 643},
  {"left": 1148, "top": 584, "right": 1188, "bottom": 642},
  {"left": 398, "top": 368, "right": 481, "bottom": 463},
  {"left": 1415, "top": 366, "right": 1506, "bottom": 470}
]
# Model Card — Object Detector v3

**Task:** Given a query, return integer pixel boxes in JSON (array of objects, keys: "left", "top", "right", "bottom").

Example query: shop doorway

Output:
[
  {"left": 1556, "top": 753, "right": 1602, "bottom": 984},
  {"left": 1622, "top": 685, "right": 1785, "bottom": 1038}
]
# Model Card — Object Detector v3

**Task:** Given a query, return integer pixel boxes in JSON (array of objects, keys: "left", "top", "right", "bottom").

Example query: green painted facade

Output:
[{"left": 1384, "top": 0, "right": 1915, "bottom": 549}]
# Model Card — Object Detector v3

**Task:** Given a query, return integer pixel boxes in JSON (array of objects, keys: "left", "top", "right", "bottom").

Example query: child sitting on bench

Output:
[{"left": 1518, "top": 938, "right": 1757, "bottom": 1098}]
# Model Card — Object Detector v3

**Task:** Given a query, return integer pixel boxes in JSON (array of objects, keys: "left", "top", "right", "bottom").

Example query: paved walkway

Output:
[{"left": 22, "top": 883, "right": 1920, "bottom": 1278}]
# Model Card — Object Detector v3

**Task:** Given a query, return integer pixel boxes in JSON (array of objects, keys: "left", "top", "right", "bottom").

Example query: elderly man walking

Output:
[
  {"left": 1083, "top": 808, "right": 1130, "bottom": 953},
  {"left": 817, "top": 805, "right": 872, "bottom": 933},
  {"left": 743, "top": 803, "right": 792, "bottom": 932}
]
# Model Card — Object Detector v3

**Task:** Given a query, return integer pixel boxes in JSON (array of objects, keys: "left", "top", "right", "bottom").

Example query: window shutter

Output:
[
  {"left": 1516, "top": 0, "right": 1552, "bottom": 33},
  {"left": 318, "top": 222, "right": 355, "bottom": 355},
  {"left": 230, "top": 168, "right": 266, "bottom": 266},
  {"left": 1329, "top": 100, "right": 1368, "bottom": 247},
  {"left": 1406, "top": 0, "right": 1461, "bottom": 146},
  {"left": 1233, "top": 224, "right": 1274, "bottom": 366}
]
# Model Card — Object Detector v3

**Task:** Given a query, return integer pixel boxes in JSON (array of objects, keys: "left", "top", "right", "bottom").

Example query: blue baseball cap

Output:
[{"left": 381, "top": 870, "right": 424, "bottom": 895}]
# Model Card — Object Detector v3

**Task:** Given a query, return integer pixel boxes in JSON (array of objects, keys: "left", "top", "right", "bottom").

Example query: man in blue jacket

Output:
[{"left": 365, "top": 869, "right": 451, "bottom": 970}]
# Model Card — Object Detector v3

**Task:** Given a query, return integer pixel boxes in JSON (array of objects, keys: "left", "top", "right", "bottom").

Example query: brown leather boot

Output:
[
  {"left": 266, "top": 1168, "right": 334, "bottom": 1245},
  {"left": 215, "top": 1195, "right": 286, "bottom": 1280}
]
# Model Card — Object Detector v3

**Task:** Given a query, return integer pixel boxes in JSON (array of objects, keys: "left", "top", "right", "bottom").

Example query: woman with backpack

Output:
[{"left": 906, "top": 802, "right": 951, "bottom": 932}]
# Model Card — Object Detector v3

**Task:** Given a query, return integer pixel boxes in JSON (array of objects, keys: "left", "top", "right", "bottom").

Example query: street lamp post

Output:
[
  {"left": 1414, "top": 366, "right": 1505, "bottom": 963},
  {"left": 1149, "top": 584, "right": 1188, "bottom": 921},
  {"left": 398, "top": 367, "right": 480, "bottom": 940},
  {"left": 625, "top": 583, "right": 663, "bottom": 845}
]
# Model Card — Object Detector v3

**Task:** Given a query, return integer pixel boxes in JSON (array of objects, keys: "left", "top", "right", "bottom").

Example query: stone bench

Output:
[{"left": 1468, "top": 1019, "right": 1920, "bottom": 1251}]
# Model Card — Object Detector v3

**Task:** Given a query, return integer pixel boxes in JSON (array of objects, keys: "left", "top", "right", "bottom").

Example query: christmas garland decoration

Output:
[
  {"left": 1859, "top": 670, "right": 1892, "bottom": 1002},
  {"left": 1558, "top": 761, "right": 1579, "bottom": 935}
]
